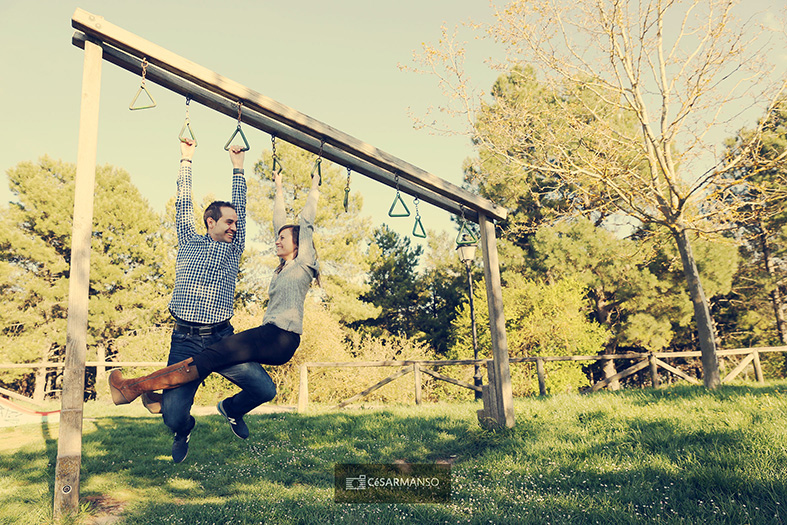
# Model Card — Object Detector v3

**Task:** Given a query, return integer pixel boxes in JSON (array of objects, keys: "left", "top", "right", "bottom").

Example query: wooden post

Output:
[
  {"left": 34, "top": 353, "right": 47, "bottom": 404},
  {"left": 54, "top": 37, "right": 102, "bottom": 519},
  {"left": 478, "top": 214, "right": 515, "bottom": 428},
  {"left": 649, "top": 353, "right": 660, "bottom": 388},
  {"left": 413, "top": 363, "right": 422, "bottom": 405},
  {"left": 298, "top": 364, "right": 308, "bottom": 412},
  {"left": 478, "top": 364, "right": 500, "bottom": 428},
  {"left": 95, "top": 345, "right": 107, "bottom": 402},
  {"left": 752, "top": 350, "right": 764, "bottom": 383},
  {"left": 536, "top": 357, "right": 546, "bottom": 396}
]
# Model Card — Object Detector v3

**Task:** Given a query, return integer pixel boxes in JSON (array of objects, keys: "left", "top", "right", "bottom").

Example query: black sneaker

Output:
[
  {"left": 172, "top": 416, "right": 195, "bottom": 464},
  {"left": 217, "top": 399, "right": 249, "bottom": 439}
]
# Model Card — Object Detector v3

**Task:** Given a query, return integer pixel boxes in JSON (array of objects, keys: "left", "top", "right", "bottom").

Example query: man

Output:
[{"left": 157, "top": 139, "right": 275, "bottom": 463}]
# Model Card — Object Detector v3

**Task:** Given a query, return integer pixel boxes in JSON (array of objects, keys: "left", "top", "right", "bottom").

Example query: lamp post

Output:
[{"left": 457, "top": 240, "right": 482, "bottom": 400}]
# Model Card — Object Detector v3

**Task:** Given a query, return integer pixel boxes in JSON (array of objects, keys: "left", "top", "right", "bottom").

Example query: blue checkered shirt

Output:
[{"left": 168, "top": 162, "right": 246, "bottom": 324}]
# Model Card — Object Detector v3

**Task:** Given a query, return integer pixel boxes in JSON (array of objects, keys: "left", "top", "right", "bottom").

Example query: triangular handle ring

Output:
[
  {"left": 272, "top": 155, "right": 284, "bottom": 175},
  {"left": 388, "top": 193, "right": 410, "bottom": 217},
  {"left": 455, "top": 221, "right": 478, "bottom": 245},
  {"left": 311, "top": 158, "right": 322, "bottom": 186},
  {"left": 129, "top": 84, "right": 157, "bottom": 110},
  {"left": 224, "top": 124, "right": 250, "bottom": 152},
  {"left": 179, "top": 119, "right": 197, "bottom": 146},
  {"left": 412, "top": 216, "right": 427, "bottom": 238}
]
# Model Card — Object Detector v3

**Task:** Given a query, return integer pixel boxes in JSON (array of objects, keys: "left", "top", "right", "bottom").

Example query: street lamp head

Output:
[{"left": 456, "top": 242, "right": 477, "bottom": 263}]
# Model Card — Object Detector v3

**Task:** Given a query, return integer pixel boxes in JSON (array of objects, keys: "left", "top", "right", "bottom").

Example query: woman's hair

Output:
[{"left": 275, "top": 224, "right": 321, "bottom": 286}]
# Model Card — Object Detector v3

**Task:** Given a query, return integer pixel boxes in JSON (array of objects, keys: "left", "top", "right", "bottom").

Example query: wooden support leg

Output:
[
  {"left": 54, "top": 37, "right": 102, "bottom": 519},
  {"left": 477, "top": 364, "right": 500, "bottom": 429}
]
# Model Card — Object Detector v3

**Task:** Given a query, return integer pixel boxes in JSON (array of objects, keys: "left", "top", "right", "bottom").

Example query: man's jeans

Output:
[{"left": 162, "top": 324, "right": 276, "bottom": 434}]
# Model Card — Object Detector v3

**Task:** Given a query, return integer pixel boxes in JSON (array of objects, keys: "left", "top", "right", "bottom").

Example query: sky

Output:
[
  {"left": 1, "top": 1, "right": 785, "bottom": 252},
  {"left": 0, "top": 0, "right": 500, "bottom": 248}
]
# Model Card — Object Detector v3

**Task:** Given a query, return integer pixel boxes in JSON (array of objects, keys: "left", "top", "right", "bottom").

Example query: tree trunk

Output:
[
  {"left": 594, "top": 295, "right": 619, "bottom": 389},
  {"left": 759, "top": 229, "right": 787, "bottom": 344},
  {"left": 602, "top": 357, "right": 620, "bottom": 390},
  {"left": 674, "top": 229, "right": 720, "bottom": 388}
]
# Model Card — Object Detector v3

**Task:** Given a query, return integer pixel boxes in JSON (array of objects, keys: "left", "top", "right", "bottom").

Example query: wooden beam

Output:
[
  {"left": 649, "top": 354, "right": 660, "bottom": 388},
  {"left": 653, "top": 358, "right": 701, "bottom": 385},
  {"left": 479, "top": 214, "right": 515, "bottom": 427},
  {"left": 54, "top": 38, "right": 102, "bottom": 519},
  {"left": 71, "top": 9, "right": 506, "bottom": 221},
  {"left": 722, "top": 353, "right": 755, "bottom": 383},
  {"left": 419, "top": 367, "right": 482, "bottom": 392},
  {"left": 590, "top": 359, "right": 650, "bottom": 392},
  {"left": 535, "top": 357, "right": 546, "bottom": 396},
  {"left": 332, "top": 367, "right": 413, "bottom": 409},
  {"left": 0, "top": 386, "right": 49, "bottom": 406},
  {"left": 72, "top": 32, "right": 482, "bottom": 224},
  {"left": 298, "top": 364, "right": 308, "bottom": 413},
  {"left": 302, "top": 359, "right": 490, "bottom": 368}
]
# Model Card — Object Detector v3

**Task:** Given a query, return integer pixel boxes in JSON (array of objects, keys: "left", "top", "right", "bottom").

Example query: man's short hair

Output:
[{"left": 204, "top": 201, "right": 236, "bottom": 229}]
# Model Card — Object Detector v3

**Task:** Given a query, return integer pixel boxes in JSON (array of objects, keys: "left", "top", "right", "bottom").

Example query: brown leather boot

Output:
[
  {"left": 109, "top": 358, "right": 199, "bottom": 405},
  {"left": 142, "top": 392, "right": 163, "bottom": 414}
]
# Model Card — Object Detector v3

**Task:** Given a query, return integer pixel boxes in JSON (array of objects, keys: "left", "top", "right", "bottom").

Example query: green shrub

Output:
[{"left": 450, "top": 275, "right": 609, "bottom": 396}]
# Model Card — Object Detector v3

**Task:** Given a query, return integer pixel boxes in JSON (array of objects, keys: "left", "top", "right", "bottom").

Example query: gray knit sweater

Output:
[{"left": 260, "top": 185, "right": 319, "bottom": 335}]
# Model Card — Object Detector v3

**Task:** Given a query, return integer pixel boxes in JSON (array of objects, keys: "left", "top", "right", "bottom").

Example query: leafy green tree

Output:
[
  {"left": 530, "top": 219, "right": 737, "bottom": 353},
  {"left": 712, "top": 98, "right": 787, "bottom": 376},
  {"left": 359, "top": 224, "right": 424, "bottom": 337},
  {"left": 410, "top": 0, "right": 787, "bottom": 387},
  {"left": 418, "top": 230, "right": 468, "bottom": 355},
  {"left": 450, "top": 274, "right": 609, "bottom": 395},
  {"left": 465, "top": 66, "right": 641, "bottom": 245},
  {"left": 719, "top": 98, "right": 787, "bottom": 346},
  {"left": 0, "top": 157, "right": 173, "bottom": 399},
  {"left": 530, "top": 219, "right": 670, "bottom": 350}
]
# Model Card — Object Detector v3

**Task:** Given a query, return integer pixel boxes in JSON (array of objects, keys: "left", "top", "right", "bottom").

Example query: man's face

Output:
[{"left": 207, "top": 206, "right": 238, "bottom": 243}]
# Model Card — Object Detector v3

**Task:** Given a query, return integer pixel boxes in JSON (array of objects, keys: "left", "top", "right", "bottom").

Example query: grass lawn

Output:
[{"left": 1, "top": 381, "right": 786, "bottom": 524}]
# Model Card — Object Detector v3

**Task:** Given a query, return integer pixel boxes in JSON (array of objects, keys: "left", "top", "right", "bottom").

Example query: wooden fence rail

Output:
[
  {"left": 296, "top": 346, "right": 787, "bottom": 411},
  {"left": 1, "top": 346, "right": 785, "bottom": 409}
]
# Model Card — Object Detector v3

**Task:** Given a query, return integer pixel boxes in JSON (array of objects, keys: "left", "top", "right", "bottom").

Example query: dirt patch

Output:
[{"left": 83, "top": 494, "right": 127, "bottom": 524}]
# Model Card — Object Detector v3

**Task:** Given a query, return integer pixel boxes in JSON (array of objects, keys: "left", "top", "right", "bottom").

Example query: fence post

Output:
[
  {"left": 536, "top": 357, "right": 546, "bottom": 396},
  {"left": 649, "top": 353, "right": 660, "bottom": 388},
  {"left": 753, "top": 350, "right": 764, "bottom": 383},
  {"left": 413, "top": 363, "right": 422, "bottom": 405},
  {"left": 298, "top": 364, "right": 308, "bottom": 412},
  {"left": 33, "top": 362, "right": 46, "bottom": 403},
  {"left": 95, "top": 345, "right": 107, "bottom": 402}
]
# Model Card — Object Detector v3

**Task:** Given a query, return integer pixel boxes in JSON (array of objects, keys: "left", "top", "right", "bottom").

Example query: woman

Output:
[{"left": 109, "top": 167, "right": 320, "bottom": 406}]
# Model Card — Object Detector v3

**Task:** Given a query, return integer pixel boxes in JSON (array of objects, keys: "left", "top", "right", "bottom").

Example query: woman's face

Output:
[{"left": 275, "top": 227, "right": 297, "bottom": 261}]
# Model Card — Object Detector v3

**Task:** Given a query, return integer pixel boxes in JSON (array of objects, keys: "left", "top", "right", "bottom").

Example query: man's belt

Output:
[{"left": 174, "top": 320, "right": 230, "bottom": 336}]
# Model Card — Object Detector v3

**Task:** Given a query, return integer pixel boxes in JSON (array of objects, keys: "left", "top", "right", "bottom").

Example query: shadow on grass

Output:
[
  {"left": 12, "top": 384, "right": 786, "bottom": 523},
  {"left": 75, "top": 409, "right": 479, "bottom": 485}
]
